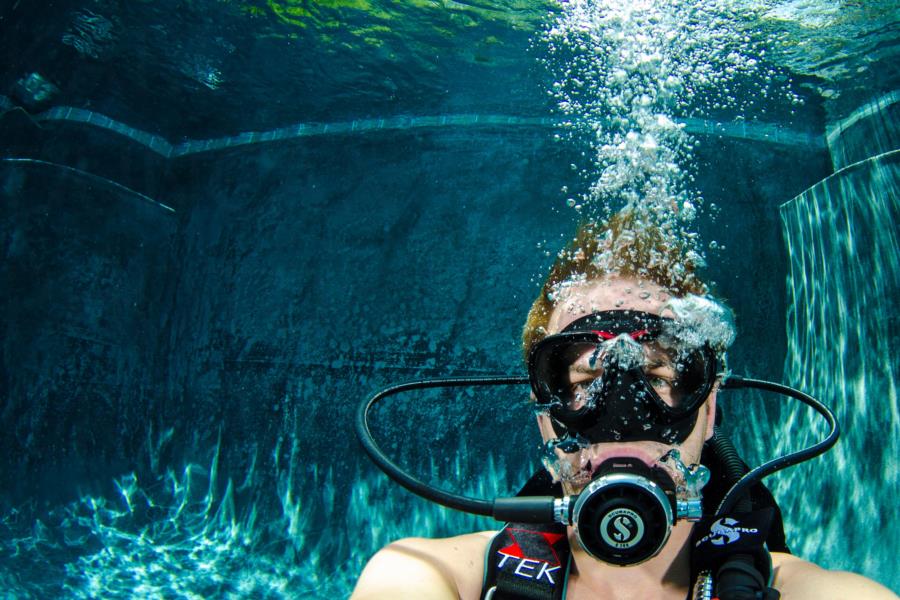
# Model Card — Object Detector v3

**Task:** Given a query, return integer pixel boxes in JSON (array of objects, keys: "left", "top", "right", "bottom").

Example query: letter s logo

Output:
[
  {"left": 613, "top": 516, "right": 633, "bottom": 541},
  {"left": 600, "top": 508, "right": 644, "bottom": 549},
  {"left": 710, "top": 518, "right": 741, "bottom": 546}
]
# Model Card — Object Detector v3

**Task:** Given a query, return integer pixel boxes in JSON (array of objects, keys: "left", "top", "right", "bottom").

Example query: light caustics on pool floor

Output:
[{"left": 0, "top": 424, "right": 522, "bottom": 599}]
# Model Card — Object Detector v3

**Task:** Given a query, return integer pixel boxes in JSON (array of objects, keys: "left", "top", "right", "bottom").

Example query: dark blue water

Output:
[{"left": 1, "top": 1, "right": 898, "bottom": 597}]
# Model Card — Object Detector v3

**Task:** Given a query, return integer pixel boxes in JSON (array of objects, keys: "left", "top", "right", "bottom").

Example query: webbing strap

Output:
[{"left": 480, "top": 523, "right": 570, "bottom": 600}]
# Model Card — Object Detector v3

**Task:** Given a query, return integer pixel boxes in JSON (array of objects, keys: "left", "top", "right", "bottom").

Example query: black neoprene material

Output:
[
  {"left": 716, "top": 555, "right": 782, "bottom": 600},
  {"left": 481, "top": 471, "right": 569, "bottom": 600},
  {"left": 698, "top": 434, "right": 789, "bottom": 553}
]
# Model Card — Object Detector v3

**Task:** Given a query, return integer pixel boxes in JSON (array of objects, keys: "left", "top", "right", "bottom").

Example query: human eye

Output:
[
  {"left": 645, "top": 367, "right": 679, "bottom": 406},
  {"left": 647, "top": 373, "right": 673, "bottom": 390},
  {"left": 569, "top": 375, "right": 592, "bottom": 396}
]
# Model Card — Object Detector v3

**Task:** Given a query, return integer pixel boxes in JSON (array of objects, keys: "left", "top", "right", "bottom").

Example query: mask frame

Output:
[{"left": 528, "top": 310, "right": 719, "bottom": 446}]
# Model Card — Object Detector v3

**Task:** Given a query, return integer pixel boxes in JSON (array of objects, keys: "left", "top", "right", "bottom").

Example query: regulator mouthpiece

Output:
[{"left": 569, "top": 450, "right": 709, "bottom": 565}]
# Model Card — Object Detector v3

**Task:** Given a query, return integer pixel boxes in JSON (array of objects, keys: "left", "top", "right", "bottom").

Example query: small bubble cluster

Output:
[
  {"left": 547, "top": 272, "right": 588, "bottom": 303},
  {"left": 662, "top": 294, "right": 737, "bottom": 353},
  {"left": 598, "top": 335, "right": 646, "bottom": 370}
]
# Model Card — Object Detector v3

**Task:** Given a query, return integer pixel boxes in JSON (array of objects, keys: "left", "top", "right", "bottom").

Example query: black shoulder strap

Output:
[
  {"left": 480, "top": 521, "right": 570, "bottom": 600},
  {"left": 481, "top": 470, "right": 570, "bottom": 600},
  {"left": 691, "top": 508, "right": 782, "bottom": 600},
  {"left": 699, "top": 440, "right": 790, "bottom": 554}
]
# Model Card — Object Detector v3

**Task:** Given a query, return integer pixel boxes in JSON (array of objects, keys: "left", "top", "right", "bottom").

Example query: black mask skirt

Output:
[{"left": 527, "top": 310, "right": 719, "bottom": 447}]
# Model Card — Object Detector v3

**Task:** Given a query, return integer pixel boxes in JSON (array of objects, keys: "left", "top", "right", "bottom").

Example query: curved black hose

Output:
[
  {"left": 356, "top": 374, "right": 840, "bottom": 525},
  {"left": 716, "top": 375, "right": 840, "bottom": 516},
  {"left": 355, "top": 376, "right": 529, "bottom": 517}
]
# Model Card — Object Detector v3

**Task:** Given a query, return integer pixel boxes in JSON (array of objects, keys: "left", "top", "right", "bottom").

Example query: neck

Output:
[{"left": 566, "top": 520, "right": 694, "bottom": 600}]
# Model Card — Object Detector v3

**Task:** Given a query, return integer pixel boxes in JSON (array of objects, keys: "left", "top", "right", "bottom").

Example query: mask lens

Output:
[
  {"left": 641, "top": 342, "right": 710, "bottom": 411},
  {"left": 533, "top": 339, "right": 603, "bottom": 411},
  {"left": 567, "top": 343, "right": 608, "bottom": 411},
  {"left": 532, "top": 336, "right": 712, "bottom": 415}
]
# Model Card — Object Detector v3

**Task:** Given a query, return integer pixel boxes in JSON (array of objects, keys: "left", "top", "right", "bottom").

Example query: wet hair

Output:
[{"left": 522, "top": 209, "right": 708, "bottom": 362}]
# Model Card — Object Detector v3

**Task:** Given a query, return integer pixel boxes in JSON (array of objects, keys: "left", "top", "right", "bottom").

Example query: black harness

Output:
[
  {"left": 481, "top": 441, "right": 788, "bottom": 600},
  {"left": 481, "top": 520, "right": 570, "bottom": 600},
  {"left": 480, "top": 471, "right": 572, "bottom": 600}
]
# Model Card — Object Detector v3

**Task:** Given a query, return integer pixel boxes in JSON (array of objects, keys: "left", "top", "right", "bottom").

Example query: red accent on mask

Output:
[{"left": 592, "top": 329, "right": 649, "bottom": 341}]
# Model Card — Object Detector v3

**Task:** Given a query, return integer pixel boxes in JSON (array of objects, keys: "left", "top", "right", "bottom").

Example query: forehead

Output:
[{"left": 547, "top": 277, "right": 673, "bottom": 334}]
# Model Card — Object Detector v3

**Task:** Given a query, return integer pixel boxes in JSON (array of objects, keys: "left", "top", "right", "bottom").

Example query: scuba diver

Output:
[{"left": 351, "top": 212, "right": 898, "bottom": 600}]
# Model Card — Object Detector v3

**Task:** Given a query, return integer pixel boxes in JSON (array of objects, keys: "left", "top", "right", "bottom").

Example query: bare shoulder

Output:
[
  {"left": 351, "top": 530, "right": 496, "bottom": 600},
  {"left": 771, "top": 552, "right": 899, "bottom": 599}
]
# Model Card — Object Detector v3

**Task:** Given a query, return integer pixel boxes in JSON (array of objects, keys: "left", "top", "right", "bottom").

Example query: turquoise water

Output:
[{"left": 1, "top": 0, "right": 898, "bottom": 597}]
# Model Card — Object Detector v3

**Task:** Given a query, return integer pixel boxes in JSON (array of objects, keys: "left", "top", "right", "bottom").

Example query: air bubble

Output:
[{"left": 538, "top": 0, "right": 800, "bottom": 286}]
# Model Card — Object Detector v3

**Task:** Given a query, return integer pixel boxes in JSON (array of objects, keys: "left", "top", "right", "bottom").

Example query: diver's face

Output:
[{"left": 537, "top": 276, "right": 717, "bottom": 495}]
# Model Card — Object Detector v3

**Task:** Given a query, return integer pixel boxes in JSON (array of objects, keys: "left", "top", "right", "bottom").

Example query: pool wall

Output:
[
  {"left": 4, "top": 102, "right": 872, "bottom": 594},
  {"left": 779, "top": 90, "right": 899, "bottom": 592}
]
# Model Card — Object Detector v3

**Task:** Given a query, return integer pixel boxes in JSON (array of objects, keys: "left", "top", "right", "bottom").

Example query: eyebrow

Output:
[{"left": 644, "top": 358, "right": 675, "bottom": 371}]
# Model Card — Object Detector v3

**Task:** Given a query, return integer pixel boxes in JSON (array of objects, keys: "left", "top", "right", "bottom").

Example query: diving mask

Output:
[{"left": 528, "top": 310, "right": 719, "bottom": 447}]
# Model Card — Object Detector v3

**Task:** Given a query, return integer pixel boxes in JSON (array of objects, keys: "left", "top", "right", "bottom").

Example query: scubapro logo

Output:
[
  {"left": 613, "top": 517, "right": 631, "bottom": 541},
  {"left": 600, "top": 508, "right": 644, "bottom": 549},
  {"left": 705, "top": 518, "right": 758, "bottom": 546}
]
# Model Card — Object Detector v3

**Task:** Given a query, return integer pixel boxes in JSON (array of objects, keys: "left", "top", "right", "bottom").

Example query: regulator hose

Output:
[
  {"left": 355, "top": 374, "right": 839, "bottom": 525},
  {"left": 709, "top": 427, "right": 753, "bottom": 514},
  {"left": 716, "top": 375, "right": 839, "bottom": 517},
  {"left": 354, "top": 376, "right": 553, "bottom": 522}
]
